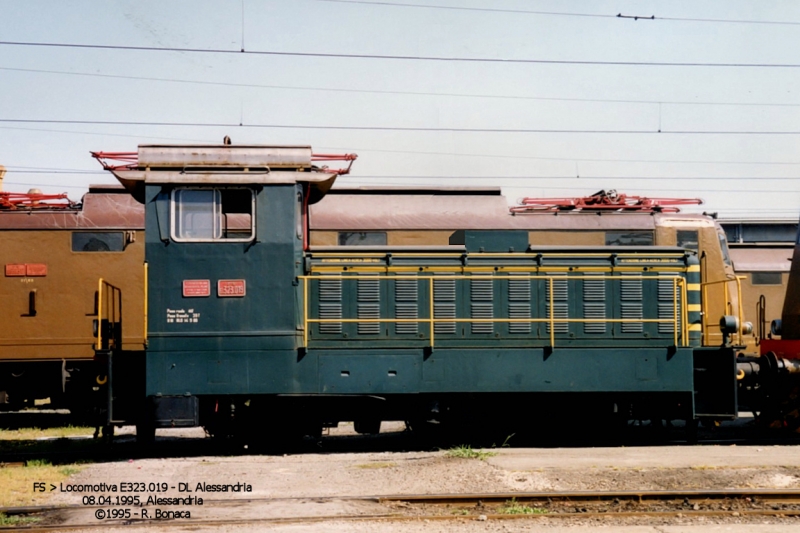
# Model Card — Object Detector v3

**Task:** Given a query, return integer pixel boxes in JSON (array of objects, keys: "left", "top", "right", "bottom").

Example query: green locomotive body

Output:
[{"left": 94, "top": 144, "right": 741, "bottom": 441}]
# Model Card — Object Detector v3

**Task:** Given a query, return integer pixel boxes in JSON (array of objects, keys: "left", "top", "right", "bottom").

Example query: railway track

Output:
[{"left": 2, "top": 489, "right": 800, "bottom": 531}]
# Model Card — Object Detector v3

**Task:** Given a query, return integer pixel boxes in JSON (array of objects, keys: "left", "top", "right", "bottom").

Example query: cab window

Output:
[
  {"left": 605, "top": 231, "right": 653, "bottom": 246},
  {"left": 338, "top": 232, "right": 387, "bottom": 246},
  {"left": 752, "top": 272, "right": 782, "bottom": 285},
  {"left": 72, "top": 232, "right": 125, "bottom": 252},
  {"left": 677, "top": 230, "right": 699, "bottom": 251},
  {"left": 171, "top": 188, "right": 254, "bottom": 242},
  {"left": 717, "top": 230, "right": 733, "bottom": 267}
]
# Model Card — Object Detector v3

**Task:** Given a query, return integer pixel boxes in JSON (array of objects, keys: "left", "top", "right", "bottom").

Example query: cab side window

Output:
[
  {"left": 338, "top": 232, "right": 387, "bottom": 246},
  {"left": 172, "top": 188, "right": 254, "bottom": 242},
  {"left": 677, "top": 230, "right": 699, "bottom": 251},
  {"left": 72, "top": 232, "right": 125, "bottom": 252},
  {"left": 605, "top": 231, "right": 653, "bottom": 246},
  {"left": 751, "top": 272, "right": 782, "bottom": 285}
]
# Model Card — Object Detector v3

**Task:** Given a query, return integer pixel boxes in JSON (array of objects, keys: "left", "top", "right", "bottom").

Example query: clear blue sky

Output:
[{"left": 1, "top": 0, "right": 799, "bottom": 218}]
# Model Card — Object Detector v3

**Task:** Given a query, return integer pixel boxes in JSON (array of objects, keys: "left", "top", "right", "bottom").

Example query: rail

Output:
[
  {"left": 700, "top": 276, "right": 744, "bottom": 346},
  {"left": 5, "top": 488, "right": 800, "bottom": 529},
  {"left": 95, "top": 279, "right": 122, "bottom": 351},
  {"left": 300, "top": 274, "right": 689, "bottom": 349}
]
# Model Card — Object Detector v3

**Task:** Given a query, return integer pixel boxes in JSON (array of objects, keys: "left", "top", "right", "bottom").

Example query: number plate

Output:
[{"left": 218, "top": 279, "right": 246, "bottom": 297}]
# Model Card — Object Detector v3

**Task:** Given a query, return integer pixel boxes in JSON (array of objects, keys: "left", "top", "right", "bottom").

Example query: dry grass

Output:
[
  {"left": 0, "top": 426, "right": 94, "bottom": 441},
  {"left": 0, "top": 460, "right": 85, "bottom": 508}
]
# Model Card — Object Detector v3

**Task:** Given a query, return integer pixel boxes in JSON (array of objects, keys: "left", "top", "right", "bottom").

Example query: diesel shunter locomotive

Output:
[{"left": 88, "top": 143, "right": 797, "bottom": 443}]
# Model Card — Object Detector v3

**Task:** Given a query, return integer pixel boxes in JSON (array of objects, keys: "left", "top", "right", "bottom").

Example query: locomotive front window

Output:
[
  {"left": 171, "top": 188, "right": 254, "bottom": 242},
  {"left": 717, "top": 230, "right": 733, "bottom": 267}
]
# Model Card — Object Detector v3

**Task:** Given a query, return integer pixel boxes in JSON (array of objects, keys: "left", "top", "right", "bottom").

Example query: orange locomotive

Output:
[{"left": 0, "top": 186, "right": 144, "bottom": 414}]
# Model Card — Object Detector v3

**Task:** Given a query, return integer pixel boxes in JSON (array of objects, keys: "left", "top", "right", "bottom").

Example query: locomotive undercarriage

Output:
[
  {"left": 0, "top": 360, "right": 98, "bottom": 416},
  {"left": 125, "top": 391, "right": 697, "bottom": 446},
  {"left": 196, "top": 391, "right": 703, "bottom": 449},
  {"left": 89, "top": 346, "right": 800, "bottom": 446},
  {"left": 737, "top": 352, "right": 800, "bottom": 430}
]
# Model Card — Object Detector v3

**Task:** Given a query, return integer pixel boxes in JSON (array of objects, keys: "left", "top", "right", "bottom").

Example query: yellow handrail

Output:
[
  {"left": 300, "top": 274, "right": 689, "bottom": 348},
  {"left": 303, "top": 276, "right": 309, "bottom": 348},
  {"left": 673, "top": 277, "right": 678, "bottom": 348},
  {"left": 96, "top": 278, "right": 122, "bottom": 351},
  {"left": 736, "top": 276, "right": 745, "bottom": 345},
  {"left": 549, "top": 276, "right": 555, "bottom": 347},
  {"left": 96, "top": 278, "right": 104, "bottom": 351},
  {"left": 682, "top": 280, "right": 689, "bottom": 346},
  {"left": 700, "top": 276, "right": 743, "bottom": 345},
  {"left": 143, "top": 263, "right": 149, "bottom": 347},
  {"left": 429, "top": 278, "right": 435, "bottom": 349}
]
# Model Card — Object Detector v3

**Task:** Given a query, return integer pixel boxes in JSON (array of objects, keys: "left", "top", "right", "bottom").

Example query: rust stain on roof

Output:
[{"left": 0, "top": 189, "right": 144, "bottom": 230}]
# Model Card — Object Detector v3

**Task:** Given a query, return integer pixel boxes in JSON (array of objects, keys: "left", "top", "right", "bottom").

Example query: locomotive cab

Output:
[
  {"left": 655, "top": 216, "right": 748, "bottom": 349},
  {"left": 94, "top": 144, "right": 347, "bottom": 438}
]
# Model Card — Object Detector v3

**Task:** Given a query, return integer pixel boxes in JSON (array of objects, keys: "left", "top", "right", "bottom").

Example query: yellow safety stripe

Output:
[
  {"left": 687, "top": 284, "right": 701, "bottom": 291},
  {"left": 687, "top": 304, "right": 702, "bottom": 312},
  {"left": 688, "top": 324, "right": 703, "bottom": 331},
  {"left": 687, "top": 265, "right": 701, "bottom": 272}
]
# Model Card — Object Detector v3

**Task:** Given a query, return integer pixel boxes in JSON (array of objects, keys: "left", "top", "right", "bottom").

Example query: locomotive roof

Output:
[
  {"left": 101, "top": 144, "right": 348, "bottom": 204},
  {"left": 327, "top": 185, "right": 502, "bottom": 196},
  {"left": 309, "top": 193, "right": 715, "bottom": 231},
  {"left": 0, "top": 187, "right": 144, "bottom": 230}
]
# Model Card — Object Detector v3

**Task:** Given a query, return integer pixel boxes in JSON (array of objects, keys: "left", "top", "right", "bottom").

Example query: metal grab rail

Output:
[
  {"left": 700, "top": 276, "right": 744, "bottom": 346},
  {"left": 300, "top": 274, "right": 689, "bottom": 348},
  {"left": 96, "top": 278, "right": 123, "bottom": 351},
  {"left": 143, "top": 263, "right": 149, "bottom": 347}
]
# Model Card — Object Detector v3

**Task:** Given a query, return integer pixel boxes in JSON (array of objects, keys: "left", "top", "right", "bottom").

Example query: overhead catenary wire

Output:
[
  {"left": 2, "top": 40, "right": 800, "bottom": 68},
  {"left": 2, "top": 118, "right": 800, "bottom": 135},
  {"left": 8, "top": 125, "right": 800, "bottom": 169},
  {"left": 7, "top": 124, "right": 800, "bottom": 166},
  {"left": 338, "top": 180, "right": 800, "bottom": 194},
  {"left": 344, "top": 175, "right": 800, "bottom": 181},
  {"left": 3, "top": 180, "right": 102, "bottom": 190},
  {"left": 4, "top": 66, "right": 800, "bottom": 108},
  {"left": 8, "top": 170, "right": 108, "bottom": 175},
  {"left": 0, "top": 124, "right": 209, "bottom": 142},
  {"left": 316, "top": 146, "right": 800, "bottom": 165},
  {"left": 7, "top": 167, "right": 800, "bottom": 182},
  {"left": 314, "top": 0, "right": 615, "bottom": 19},
  {"left": 314, "top": 0, "right": 800, "bottom": 26}
]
